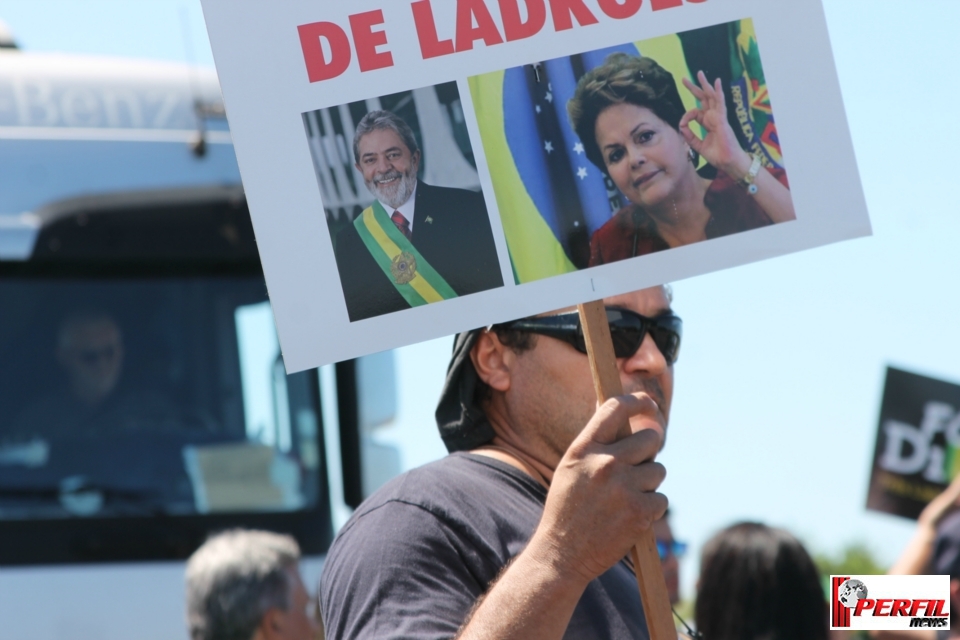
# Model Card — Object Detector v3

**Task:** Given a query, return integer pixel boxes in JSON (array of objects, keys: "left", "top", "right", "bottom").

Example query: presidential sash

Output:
[{"left": 353, "top": 202, "right": 458, "bottom": 308}]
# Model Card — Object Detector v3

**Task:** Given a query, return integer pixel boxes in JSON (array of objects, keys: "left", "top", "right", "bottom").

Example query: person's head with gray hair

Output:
[
  {"left": 352, "top": 110, "right": 421, "bottom": 210},
  {"left": 352, "top": 110, "right": 420, "bottom": 165},
  {"left": 186, "top": 529, "right": 317, "bottom": 640}
]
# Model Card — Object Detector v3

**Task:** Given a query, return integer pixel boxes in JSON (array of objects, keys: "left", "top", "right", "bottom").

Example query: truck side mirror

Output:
[{"left": 336, "top": 351, "right": 401, "bottom": 509}]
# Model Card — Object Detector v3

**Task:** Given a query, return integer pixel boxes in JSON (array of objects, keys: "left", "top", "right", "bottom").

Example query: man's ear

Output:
[
  {"left": 258, "top": 608, "right": 285, "bottom": 640},
  {"left": 354, "top": 162, "right": 362, "bottom": 173},
  {"left": 470, "top": 331, "right": 515, "bottom": 394}
]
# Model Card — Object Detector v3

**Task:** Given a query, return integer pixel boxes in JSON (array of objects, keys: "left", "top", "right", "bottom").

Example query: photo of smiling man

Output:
[{"left": 304, "top": 84, "right": 503, "bottom": 322}]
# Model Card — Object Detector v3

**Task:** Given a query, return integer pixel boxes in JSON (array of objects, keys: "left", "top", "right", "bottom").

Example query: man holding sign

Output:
[
  {"left": 320, "top": 286, "right": 678, "bottom": 639},
  {"left": 195, "top": 0, "right": 873, "bottom": 630},
  {"left": 333, "top": 110, "right": 503, "bottom": 322}
]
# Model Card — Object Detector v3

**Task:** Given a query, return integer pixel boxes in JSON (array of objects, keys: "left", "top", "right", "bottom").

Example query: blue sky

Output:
[
  {"left": 3, "top": 0, "right": 959, "bottom": 600},
  {"left": 0, "top": 2, "right": 214, "bottom": 65}
]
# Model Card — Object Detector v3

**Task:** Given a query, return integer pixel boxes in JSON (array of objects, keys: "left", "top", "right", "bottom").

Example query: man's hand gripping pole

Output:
[{"left": 577, "top": 300, "right": 676, "bottom": 640}]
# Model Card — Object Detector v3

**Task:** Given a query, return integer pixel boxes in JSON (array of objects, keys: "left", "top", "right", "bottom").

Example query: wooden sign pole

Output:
[{"left": 577, "top": 300, "right": 676, "bottom": 640}]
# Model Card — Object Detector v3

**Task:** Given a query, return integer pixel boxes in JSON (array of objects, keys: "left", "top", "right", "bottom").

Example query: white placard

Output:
[{"left": 200, "top": 0, "right": 870, "bottom": 372}]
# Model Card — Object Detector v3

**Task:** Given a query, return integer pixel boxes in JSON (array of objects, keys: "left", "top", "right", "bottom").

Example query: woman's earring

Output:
[{"left": 688, "top": 147, "right": 699, "bottom": 166}]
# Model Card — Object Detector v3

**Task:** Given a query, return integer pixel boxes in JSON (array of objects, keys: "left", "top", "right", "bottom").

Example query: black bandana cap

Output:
[{"left": 435, "top": 329, "right": 496, "bottom": 453}]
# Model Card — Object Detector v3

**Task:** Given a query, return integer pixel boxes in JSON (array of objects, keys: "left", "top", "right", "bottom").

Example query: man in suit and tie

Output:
[{"left": 333, "top": 110, "right": 503, "bottom": 322}]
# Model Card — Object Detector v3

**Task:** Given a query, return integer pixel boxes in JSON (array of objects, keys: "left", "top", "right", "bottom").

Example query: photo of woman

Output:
[
  {"left": 469, "top": 19, "right": 799, "bottom": 284},
  {"left": 567, "top": 53, "right": 795, "bottom": 266}
]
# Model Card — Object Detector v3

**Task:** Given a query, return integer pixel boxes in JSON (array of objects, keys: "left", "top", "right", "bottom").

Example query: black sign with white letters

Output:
[{"left": 867, "top": 367, "right": 960, "bottom": 520}]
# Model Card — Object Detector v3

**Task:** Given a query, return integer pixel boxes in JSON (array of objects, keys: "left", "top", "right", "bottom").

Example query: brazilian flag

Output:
[{"left": 469, "top": 18, "right": 782, "bottom": 285}]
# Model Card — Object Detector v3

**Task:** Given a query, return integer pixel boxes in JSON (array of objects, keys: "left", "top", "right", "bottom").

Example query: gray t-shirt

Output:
[{"left": 319, "top": 452, "right": 648, "bottom": 639}]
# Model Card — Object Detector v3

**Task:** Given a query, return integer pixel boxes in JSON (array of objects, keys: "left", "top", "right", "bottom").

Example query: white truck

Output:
[{"left": 0, "top": 31, "right": 405, "bottom": 640}]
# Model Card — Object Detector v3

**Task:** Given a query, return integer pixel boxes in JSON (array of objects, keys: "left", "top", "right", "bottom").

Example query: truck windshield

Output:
[
  {"left": 0, "top": 277, "right": 318, "bottom": 519},
  {"left": 0, "top": 274, "right": 322, "bottom": 520}
]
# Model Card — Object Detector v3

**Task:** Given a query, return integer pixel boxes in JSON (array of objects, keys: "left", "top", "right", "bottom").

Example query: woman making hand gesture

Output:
[{"left": 567, "top": 54, "right": 796, "bottom": 266}]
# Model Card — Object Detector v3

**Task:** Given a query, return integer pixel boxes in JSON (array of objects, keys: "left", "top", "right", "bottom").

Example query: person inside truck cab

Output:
[{"left": 8, "top": 310, "right": 182, "bottom": 441}]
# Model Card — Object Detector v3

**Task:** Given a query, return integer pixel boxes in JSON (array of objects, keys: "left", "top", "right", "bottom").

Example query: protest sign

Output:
[
  {"left": 199, "top": 0, "right": 870, "bottom": 372},
  {"left": 867, "top": 367, "right": 960, "bottom": 520}
]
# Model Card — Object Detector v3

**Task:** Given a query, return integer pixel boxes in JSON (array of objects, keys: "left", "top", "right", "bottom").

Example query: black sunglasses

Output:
[{"left": 496, "top": 308, "right": 682, "bottom": 365}]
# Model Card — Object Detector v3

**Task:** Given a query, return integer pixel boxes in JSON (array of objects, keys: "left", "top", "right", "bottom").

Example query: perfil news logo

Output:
[{"left": 831, "top": 575, "right": 951, "bottom": 631}]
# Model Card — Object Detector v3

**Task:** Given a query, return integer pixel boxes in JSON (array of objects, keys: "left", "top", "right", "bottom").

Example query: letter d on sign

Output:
[
  {"left": 299, "top": 21, "right": 351, "bottom": 83},
  {"left": 880, "top": 420, "right": 930, "bottom": 475}
]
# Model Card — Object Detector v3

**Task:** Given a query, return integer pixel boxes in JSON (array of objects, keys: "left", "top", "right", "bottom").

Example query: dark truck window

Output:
[{"left": 0, "top": 191, "right": 331, "bottom": 564}]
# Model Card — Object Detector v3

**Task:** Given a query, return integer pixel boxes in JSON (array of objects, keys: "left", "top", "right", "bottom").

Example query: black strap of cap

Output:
[{"left": 434, "top": 329, "right": 496, "bottom": 452}]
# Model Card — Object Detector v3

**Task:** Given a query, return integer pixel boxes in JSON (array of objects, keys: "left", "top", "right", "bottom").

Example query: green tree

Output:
[{"left": 815, "top": 542, "right": 887, "bottom": 577}]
